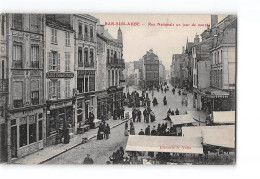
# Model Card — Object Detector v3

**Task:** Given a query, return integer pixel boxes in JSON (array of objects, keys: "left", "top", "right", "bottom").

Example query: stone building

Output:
[
  {"left": 142, "top": 49, "right": 159, "bottom": 89},
  {"left": 44, "top": 14, "right": 76, "bottom": 146},
  {"left": 96, "top": 25, "right": 125, "bottom": 119},
  {"left": 72, "top": 14, "right": 98, "bottom": 132},
  {"left": 171, "top": 54, "right": 182, "bottom": 87},
  {"left": 1, "top": 14, "right": 46, "bottom": 162},
  {"left": 159, "top": 60, "right": 166, "bottom": 83}
]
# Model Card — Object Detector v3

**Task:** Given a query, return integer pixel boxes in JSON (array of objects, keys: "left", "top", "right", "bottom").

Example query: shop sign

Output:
[
  {"left": 50, "top": 101, "right": 73, "bottom": 110},
  {"left": 46, "top": 72, "right": 74, "bottom": 79},
  {"left": 77, "top": 70, "right": 95, "bottom": 76}
]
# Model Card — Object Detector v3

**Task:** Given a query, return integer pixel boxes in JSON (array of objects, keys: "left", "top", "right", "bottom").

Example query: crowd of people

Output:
[{"left": 97, "top": 121, "right": 110, "bottom": 140}]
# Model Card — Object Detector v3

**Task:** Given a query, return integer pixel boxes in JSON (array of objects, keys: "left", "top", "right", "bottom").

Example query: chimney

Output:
[
  {"left": 194, "top": 34, "right": 200, "bottom": 44},
  {"left": 182, "top": 46, "right": 185, "bottom": 54},
  {"left": 97, "top": 25, "right": 105, "bottom": 35},
  {"left": 211, "top": 15, "right": 218, "bottom": 28}
]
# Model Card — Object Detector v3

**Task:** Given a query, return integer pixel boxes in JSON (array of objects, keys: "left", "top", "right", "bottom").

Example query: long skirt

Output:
[{"left": 124, "top": 128, "right": 129, "bottom": 136}]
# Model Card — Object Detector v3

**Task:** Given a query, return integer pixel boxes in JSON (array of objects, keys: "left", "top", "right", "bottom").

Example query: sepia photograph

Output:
[{"left": 0, "top": 13, "right": 237, "bottom": 165}]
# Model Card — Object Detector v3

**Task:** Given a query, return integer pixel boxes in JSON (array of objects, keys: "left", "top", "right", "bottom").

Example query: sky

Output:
[{"left": 91, "top": 14, "right": 227, "bottom": 70}]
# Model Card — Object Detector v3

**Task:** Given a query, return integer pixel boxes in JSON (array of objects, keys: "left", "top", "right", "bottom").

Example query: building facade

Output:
[
  {"left": 44, "top": 15, "right": 76, "bottom": 146},
  {"left": 97, "top": 25, "right": 125, "bottom": 119},
  {"left": 142, "top": 49, "right": 159, "bottom": 89},
  {"left": 2, "top": 14, "right": 46, "bottom": 162},
  {"left": 159, "top": 60, "right": 166, "bottom": 83}
]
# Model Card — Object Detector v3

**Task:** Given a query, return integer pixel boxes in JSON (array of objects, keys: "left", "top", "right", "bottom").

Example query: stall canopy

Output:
[
  {"left": 182, "top": 125, "right": 235, "bottom": 138},
  {"left": 202, "top": 127, "right": 235, "bottom": 148},
  {"left": 213, "top": 111, "right": 235, "bottom": 124},
  {"left": 170, "top": 114, "right": 196, "bottom": 126},
  {"left": 125, "top": 135, "right": 203, "bottom": 154}
]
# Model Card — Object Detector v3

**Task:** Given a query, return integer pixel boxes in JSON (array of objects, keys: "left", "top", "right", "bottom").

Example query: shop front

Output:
[
  {"left": 46, "top": 99, "right": 74, "bottom": 146},
  {"left": 97, "top": 92, "right": 109, "bottom": 120},
  {"left": 9, "top": 107, "right": 45, "bottom": 159},
  {"left": 107, "top": 86, "right": 124, "bottom": 118}
]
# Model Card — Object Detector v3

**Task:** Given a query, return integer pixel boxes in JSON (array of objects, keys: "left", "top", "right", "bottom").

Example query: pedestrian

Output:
[
  {"left": 164, "top": 87, "right": 167, "bottom": 93},
  {"left": 167, "top": 108, "right": 171, "bottom": 116},
  {"left": 150, "top": 110, "right": 155, "bottom": 122},
  {"left": 89, "top": 110, "right": 95, "bottom": 129},
  {"left": 152, "top": 90, "right": 154, "bottom": 99},
  {"left": 113, "top": 109, "right": 117, "bottom": 120},
  {"left": 171, "top": 110, "right": 175, "bottom": 115},
  {"left": 151, "top": 126, "right": 157, "bottom": 136},
  {"left": 172, "top": 87, "right": 175, "bottom": 95},
  {"left": 83, "top": 154, "right": 94, "bottom": 164},
  {"left": 124, "top": 121, "right": 129, "bottom": 136},
  {"left": 145, "top": 125, "right": 151, "bottom": 135},
  {"left": 121, "top": 106, "right": 125, "bottom": 119},
  {"left": 132, "top": 108, "right": 136, "bottom": 122},
  {"left": 138, "top": 129, "right": 145, "bottom": 135},
  {"left": 163, "top": 96, "right": 167, "bottom": 105},
  {"left": 137, "top": 109, "right": 141, "bottom": 122},
  {"left": 105, "top": 124, "right": 110, "bottom": 139},
  {"left": 175, "top": 108, "right": 179, "bottom": 115},
  {"left": 130, "top": 123, "right": 135, "bottom": 135},
  {"left": 152, "top": 97, "right": 158, "bottom": 106}
]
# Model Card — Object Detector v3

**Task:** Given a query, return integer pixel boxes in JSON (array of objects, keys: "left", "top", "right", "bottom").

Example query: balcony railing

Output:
[
  {"left": 107, "top": 58, "right": 125, "bottom": 68},
  {"left": 12, "top": 60, "right": 23, "bottom": 68},
  {"left": 31, "top": 61, "right": 39, "bottom": 68},
  {"left": 13, "top": 99, "right": 23, "bottom": 108},
  {"left": 31, "top": 98, "right": 39, "bottom": 105},
  {"left": 0, "top": 79, "right": 8, "bottom": 93}
]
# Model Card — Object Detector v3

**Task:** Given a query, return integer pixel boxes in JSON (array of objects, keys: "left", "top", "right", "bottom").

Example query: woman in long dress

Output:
[{"left": 124, "top": 121, "right": 129, "bottom": 136}]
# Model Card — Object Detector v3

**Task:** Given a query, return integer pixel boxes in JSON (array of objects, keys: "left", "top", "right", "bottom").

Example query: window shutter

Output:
[
  {"left": 57, "top": 80, "right": 61, "bottom": 99},
  {"left": 48, "top": 81, "right": 51, "bottom": 99},
  {"left": 58, "top": 53, "right": 60, "bottom": 71},
  {"left": 48, "top": 52, "right": 52, "bottom": 71}
]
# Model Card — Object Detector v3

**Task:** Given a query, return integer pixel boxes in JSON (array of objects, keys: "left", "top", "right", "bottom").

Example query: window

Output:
[
  {"left": 51, "top": 28, "right": 57, "bottom": 43},
  {"left": 13, "top": 81, "right": 23, "bottom": 108},
  {"left": 65, "top": 32, "right": 70, "bottom": 46},
  {"left": 115, "top": 70, "right": 118, "bottom": 86},
  {"left": 90, "top": 49, "right": 94, "bottom": 67},
  {"left": 31, "top": 80, "right": 39, "bottom": 105},
  {"left": 30, "top": 14, "right": 40, "bottom": 32},
  {"left": 78, "top": 48, "right": 83, "bottom": 67},
  {"left": 107, "top": 49, "right": 110, "bottom": 63},
  {"left": 84, "top": 48, "right": 89, "bottom": 67},
  {"left": 65, "top": 53, "right": 70, "bottom": 71},
  {"left": 65, "top": 79, "right": 71, "bottom": 98},
  {"left": 19, "top": 117, "right": 27, "bottom": 147},
  {"left": 1, "top": 15, "right": 5, "bottom": 36},
  {"left": 48, "top": 80, "right": 60, "bottom": 99},
  {"left": 29, "top": 115, "right": 36, "bottom": 144},
  {"left": 90, "top": 26, "right": 94, "bottom": 38},
  {"left": 84, "top": 25, "right": 88, "bottom": 39},
  {"left": 118, "top": 52, "right": 121, "bottom": 59},
  {"left": 48, "top": 51, "right": 60, "bottom": 71},
  {"left": 13, "top": 44, "right": 22, "bottom": 68},
  {"left": 13, "top": 14, "right": 22, "bottom": 30},
  {"left": 38, "top": 120, "right": 43, "bottom": 140},
  {"left": 31, "top": 45, "right": 39, "bottom": 68},
  {"left": 78, "top": 23, "right": 83, "bottom": 39},
  {"left": 108, "top": 70, "right": 111, "bottom": 87},
  {"left": 89, "top": 75, "right": 95, "bottom": 91},
  {"left": 112, "top": 70, "right": 114, "bottom": 86},
  {"left": 77, "top": 78, "right": 84, "bottom": 94}
]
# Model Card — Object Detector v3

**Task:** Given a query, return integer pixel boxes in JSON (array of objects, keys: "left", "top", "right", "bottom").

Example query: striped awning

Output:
[{"left": 200, "top": 87, "right": 229, "bottom": 98}]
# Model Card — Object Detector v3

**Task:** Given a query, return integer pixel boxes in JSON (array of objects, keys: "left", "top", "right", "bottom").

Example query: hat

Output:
[{"left": 148, "top": 125, "right": 150, "bottom": 127}]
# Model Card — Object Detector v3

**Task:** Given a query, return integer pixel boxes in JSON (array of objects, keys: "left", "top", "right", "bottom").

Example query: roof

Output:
[
  {"left": 182, "top": 125, "right": 235, "bottom": 137},
  {"left": 193, "top": 37, "right": 214, "bottom": 61},
  {"left": 170, "top": 114, "right": 196, "bottom": 126},
  {"left": 202, "top": 126, "right": 235, "bottom": 148},
  {"left": 125, "top": 135, "right": 203, "bottom": 154},
  {"left": 212, "top": 111, "right": 235, "bottom": 124}
]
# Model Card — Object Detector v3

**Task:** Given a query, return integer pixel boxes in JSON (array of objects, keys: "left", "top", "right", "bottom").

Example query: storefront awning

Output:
[
  {"left": 202, "top": 127, "right": 235, "bottom": 149},
  {"left": 200, "top": 87, "right": 229, "bottom": 98},
  {"left": 125, "top": 135, "right": 203, "bottom": 154},
  {"left": 182, "top": 125, "right": 235, "bottom": 137},
  {"left": 213, "top": 111, "right": 235, "bottom": 124},
  {"left": 170, "top": 114, "right": 196, "bottom": 126}
]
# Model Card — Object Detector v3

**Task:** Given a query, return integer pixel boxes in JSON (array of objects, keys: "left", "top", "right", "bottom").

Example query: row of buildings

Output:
[
  {"left": 171, "top": 15, "right": 236, "bottom": 113},
  {"left": 0, "top": 14, "right": 125, "bottom": 163},
  {"left": 124, "top": 49, "right": 166, "bottom": 89}
]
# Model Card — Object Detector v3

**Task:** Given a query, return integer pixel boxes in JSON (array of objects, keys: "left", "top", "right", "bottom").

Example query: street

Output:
[{"left": 45, "top": 84, "right": 205, "bottom": 164}]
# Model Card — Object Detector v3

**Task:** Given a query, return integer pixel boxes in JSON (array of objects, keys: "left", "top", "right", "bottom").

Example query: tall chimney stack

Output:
[{"left": 211, "top": 15, "right": 218, "bottom": 28}]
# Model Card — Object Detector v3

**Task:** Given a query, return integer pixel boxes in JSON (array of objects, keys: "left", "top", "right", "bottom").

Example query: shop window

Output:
[
  {"left": 13, "top": 14, "right": 22, "bottom": 30},
  {"left": 49, "top": 111, "right": 57, "bottom": 134},
  {"left": 38, "top": 120, "right": 42, "bottom": 140},
  {"left": 19, "top": 117, "right": 27, "bottom": 147},
  {"left": 29, "top": 115, "right": 36, "bottom": 144},
  {"left": 89, "top": 75, "right": 95, "bottom": 91}
]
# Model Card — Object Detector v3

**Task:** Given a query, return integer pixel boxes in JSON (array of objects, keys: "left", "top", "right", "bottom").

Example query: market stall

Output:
[{"left": 212, "top": 111, "right": 235, "bottom": 125}]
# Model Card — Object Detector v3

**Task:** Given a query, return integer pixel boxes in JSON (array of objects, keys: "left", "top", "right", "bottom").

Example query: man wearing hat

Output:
[
  {"left": 145, "top": 125, "right": 151, "bottom": 135},
  {"left": 151, "top": 126, "right": 157, "bottom": 136},
  {"left": 138, "top": 129, "right": 145, "bottom": 135},
  {"left": 83, "top": 154, "right": 94, "bottom": 164}
]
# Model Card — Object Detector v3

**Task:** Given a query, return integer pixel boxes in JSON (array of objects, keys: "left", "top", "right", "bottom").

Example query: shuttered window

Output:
[
  {"left": 13, "top": 82, "right": 23, "bottom": 100},
  {"left": 57, "top": 80, "right": 61, "bottom": 99},
  {"left": 65, "top": 53, "right": 70, "bottom": 71},
  {"left": 51, "top": 28, "right": 57, "bottom": 43},
  {"left": 65, "top": 79, "right": 71, "bottom": 98},
  {"left": 48, "top": 51, "right": 59, "bottom": 71},
  {"left": 65, "top": 31, "right": 70, "bottom": 46}
]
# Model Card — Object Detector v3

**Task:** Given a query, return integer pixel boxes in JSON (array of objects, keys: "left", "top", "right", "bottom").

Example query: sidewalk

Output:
[{"left": 12, "top": 111, "right": 132, "bottom": 165}]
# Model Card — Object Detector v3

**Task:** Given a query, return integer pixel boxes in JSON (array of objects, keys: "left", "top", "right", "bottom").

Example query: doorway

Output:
[{"left": 11, "top": 126, "right": 17, "bottom": 158}]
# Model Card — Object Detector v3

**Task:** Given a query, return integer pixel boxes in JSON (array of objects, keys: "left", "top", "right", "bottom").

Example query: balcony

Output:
[
  {"left": 83, "top": 36, "right": 95, "bottom": 43},
  {"left": 13, "top": 99, "right": 23, "bottom": 108},
  {"left": 31, "top": 61, "right": 40, "bottom": 68},
  {"left": 107, "top": 58, "right": 125, "bottom": 68},
  {"left": 12, "top": 60, "right": 23, "bottom": 68},
  {"left": 0, "top": 79, "right": 8, "bottom": 93}
]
